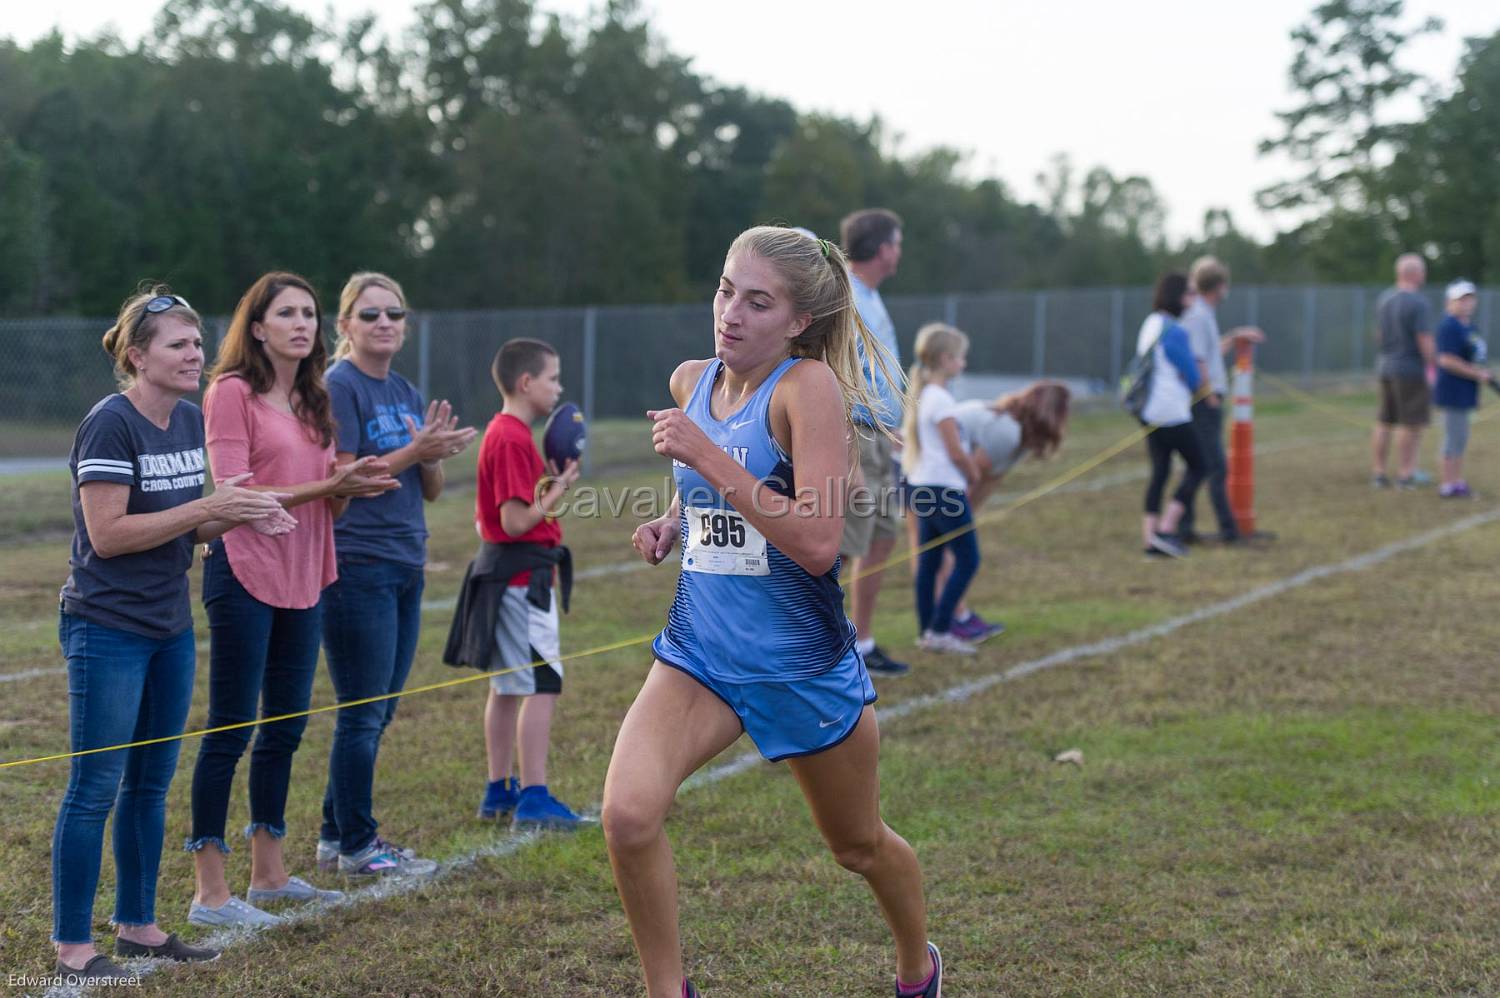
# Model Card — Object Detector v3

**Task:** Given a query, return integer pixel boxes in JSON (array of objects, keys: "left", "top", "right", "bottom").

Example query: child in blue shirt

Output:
[{"left": 1433, "top": 280, "right": 1491, "bottom": 498}]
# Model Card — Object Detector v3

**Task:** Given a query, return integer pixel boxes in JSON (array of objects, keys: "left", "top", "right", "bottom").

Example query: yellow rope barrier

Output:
[
  {"left": 1255, "top": 370, "right": 1371, "bottom": 431},
  {"left": 0, "top": 389, "right": 1212, "bottom": 771}
]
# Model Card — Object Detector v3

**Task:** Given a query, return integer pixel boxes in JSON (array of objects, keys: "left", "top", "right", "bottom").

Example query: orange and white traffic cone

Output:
[{"left": 1227, "top": 339, "right": 1256, "bottom": 536}]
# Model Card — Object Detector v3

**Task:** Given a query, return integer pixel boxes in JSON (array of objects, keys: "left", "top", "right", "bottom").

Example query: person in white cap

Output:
[{"left": 1433, "top": 279, "right": 1489, "bottom": 498}]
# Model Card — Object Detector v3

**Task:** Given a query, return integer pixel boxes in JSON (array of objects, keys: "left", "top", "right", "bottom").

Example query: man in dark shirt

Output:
[{"left": 1370, "top": 253, "right": 1436, "bottom": 489}]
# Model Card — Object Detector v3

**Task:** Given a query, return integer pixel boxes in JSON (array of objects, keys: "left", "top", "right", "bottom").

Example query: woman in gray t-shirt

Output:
[
  {"left": 52, "top": 287, "right": 291, "bottom": 983},
  {"left": 908, "top": 381, "right": 1071, "bottom": 642}
]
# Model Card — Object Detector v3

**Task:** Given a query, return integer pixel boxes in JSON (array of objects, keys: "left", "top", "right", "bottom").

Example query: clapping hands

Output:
[{"left": 405, "top": 400, "right": 478, "bottom": 465}]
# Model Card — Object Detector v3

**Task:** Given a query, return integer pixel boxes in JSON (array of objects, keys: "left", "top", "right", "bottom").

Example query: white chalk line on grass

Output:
[
  {"left": 35, "top": 501, "right": 1497, "bottom": 997},
  {"left": 1, "top": 429, "right": 1360, "bottom": 689},
  {"left": 414, "top": 432, "right": 1353, "bottom": 615},
  {"left": 684, "top": 505, "right": 1500, "bottom": 789},
  {"left": 38, "top": 830, "right": 545, "bottom": 998}
]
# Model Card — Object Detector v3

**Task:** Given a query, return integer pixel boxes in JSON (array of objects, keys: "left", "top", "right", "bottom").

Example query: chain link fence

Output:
[{"left": 3, "top": 284, "right": 1493, "bottom": 457}]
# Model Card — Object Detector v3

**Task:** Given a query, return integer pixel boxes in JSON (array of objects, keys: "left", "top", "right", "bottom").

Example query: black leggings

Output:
[{"left": 1144, "top": 422, "right": 1206, "bottom": 515}]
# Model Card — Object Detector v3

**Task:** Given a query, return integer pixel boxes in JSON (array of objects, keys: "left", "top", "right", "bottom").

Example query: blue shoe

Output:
[
  {"left": 478, "top": 777, "right": 520, "bottom": 821},
  {"left": 511, "top": 785, "right": 582, "bottom": 831},
  {"left": 896, "top": 941, "right": 942, "bottom": 997}
]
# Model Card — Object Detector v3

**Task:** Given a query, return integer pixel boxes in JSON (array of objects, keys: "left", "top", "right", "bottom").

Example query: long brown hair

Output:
[
  {"left": 993, "top": 380, "right": 1070, "bottom": 459},
  {"left": 208, "top": 271, "right": 335, "bottom": 446}
]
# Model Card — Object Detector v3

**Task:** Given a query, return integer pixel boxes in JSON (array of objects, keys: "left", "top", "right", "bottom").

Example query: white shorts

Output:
[{"left": 489, "top": 586, "right": 563, "bottom": 696}]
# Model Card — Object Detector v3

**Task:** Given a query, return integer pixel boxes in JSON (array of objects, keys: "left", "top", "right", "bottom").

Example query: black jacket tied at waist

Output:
[{"left": 443, "top": 541, "right": 572, "bottom": 670}]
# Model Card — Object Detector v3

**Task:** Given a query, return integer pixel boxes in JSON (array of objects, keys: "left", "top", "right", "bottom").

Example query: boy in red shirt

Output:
[{"left": 468, "top": 339, "right": 581, "bottom": 828}]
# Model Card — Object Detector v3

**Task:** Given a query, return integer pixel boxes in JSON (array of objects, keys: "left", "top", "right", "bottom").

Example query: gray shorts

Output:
[
  {"left": 489, "top": 586, "right": 563, "bottom": 696},
  {"left": 840, "top": 428, "right": 903, "bottom": 559},
  {"left": 1440, "top": 407, "right": 1473, "bottom": 458}
]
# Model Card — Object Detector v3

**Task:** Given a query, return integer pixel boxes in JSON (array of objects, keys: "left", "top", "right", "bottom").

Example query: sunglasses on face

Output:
[
  {"left": 356, "top": 307, "right": 407, "bottom": 323},
  {"left": 132, "top": 294, "right": 192, "bottom": 336}
]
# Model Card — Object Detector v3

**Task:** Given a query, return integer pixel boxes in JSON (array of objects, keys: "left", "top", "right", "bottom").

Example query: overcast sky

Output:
[{"left": 11, "top": 0, "right": 1497, "bottom": 239}]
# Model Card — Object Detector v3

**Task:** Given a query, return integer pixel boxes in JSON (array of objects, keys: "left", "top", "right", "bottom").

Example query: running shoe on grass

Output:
[
  {"left": 863, "top": 645, "right": 911, "bottom": 676},
  {"left": 338, "top": 838, "right": 437, "bottom": 878},
  {"left": 951, "top": 612, "right": 1005, "bottom": 643},
  {"left": 917, "top": 631, "right": 976, "bottom": 655},
  {"left": 511, "top": 785, "right": 583, "bottom": 832}
]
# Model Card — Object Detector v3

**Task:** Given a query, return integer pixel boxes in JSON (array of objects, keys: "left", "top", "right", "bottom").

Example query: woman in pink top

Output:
[{"left": 186, "top": 272, "right": 396, "bottom": 927}]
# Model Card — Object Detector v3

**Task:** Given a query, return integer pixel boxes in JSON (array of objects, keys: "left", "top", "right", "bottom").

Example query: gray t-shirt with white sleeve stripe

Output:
[{"left": 60, "top": 393, "right": 206, "bottom": 639}]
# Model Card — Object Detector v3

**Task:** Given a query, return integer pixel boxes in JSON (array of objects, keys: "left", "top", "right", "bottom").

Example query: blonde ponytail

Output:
[
  {"left": 900, "top": 322, "right": 969, "bottom": 474},
  {"left": 726, "top": 226, "right": 901, "bottom": 441}
]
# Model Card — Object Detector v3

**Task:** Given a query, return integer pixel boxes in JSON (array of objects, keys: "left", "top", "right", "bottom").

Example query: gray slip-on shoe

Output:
[
  {"left": 247, "top": 875, "right": 344, "bottom": 904},
  {"left": 188, "top": 896, "right": 282, "bottom": 928}
]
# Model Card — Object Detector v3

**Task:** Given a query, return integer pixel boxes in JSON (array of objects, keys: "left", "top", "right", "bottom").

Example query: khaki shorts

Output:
[
  {"left": 1377, "top": 376, "right": 1430, "bottom": 427},
  {"left": 840, "top": 427, "right": 903, "bottom": 559}
]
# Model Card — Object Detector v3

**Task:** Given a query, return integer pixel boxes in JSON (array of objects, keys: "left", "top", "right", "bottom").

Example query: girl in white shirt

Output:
[{"left": 901, "top": 323, "right": 981, "bottom": 655}]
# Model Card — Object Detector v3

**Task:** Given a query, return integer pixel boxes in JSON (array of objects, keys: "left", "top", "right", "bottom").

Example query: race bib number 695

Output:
[{"left": 684, "top": 509, "right": 769, "bottom": 576}]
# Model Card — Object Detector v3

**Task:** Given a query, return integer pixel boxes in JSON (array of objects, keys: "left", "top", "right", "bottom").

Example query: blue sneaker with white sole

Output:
[
  {"left": 511, "top": 785, "right": 583, "bottom": 831},
  {"left": 478, "top": 776, "right": 521, "bottom": 821}
]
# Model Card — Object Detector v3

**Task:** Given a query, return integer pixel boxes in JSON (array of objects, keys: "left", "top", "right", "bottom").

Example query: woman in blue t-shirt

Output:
[
  {"left": 52, "top": 286, "right": 293, "bottom": 983},
  {"left": 1433, "top": 280, "right": 1491, "bottom": 498},
  {"left": 316, "top": 272, "right": 477, "bottom": 879}
]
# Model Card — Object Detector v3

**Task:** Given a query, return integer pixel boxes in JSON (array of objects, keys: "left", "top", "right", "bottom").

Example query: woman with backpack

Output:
[{"left": 1133, "top": 273, "right": 1204, "bottom": 558}]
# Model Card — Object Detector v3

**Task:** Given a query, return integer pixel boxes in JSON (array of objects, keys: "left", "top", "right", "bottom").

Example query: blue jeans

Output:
[
  {"left": 52, "top": 613, "right": 195, "bottom": 943},
  {"left": 912, "top": 487, "right": 981, "bottom": 635},
  {"left": 187, "top": 541, "right": 322, "bottom": 853},
  {"left": 318, "top": 555, "right": 424, "bottom": 854}
]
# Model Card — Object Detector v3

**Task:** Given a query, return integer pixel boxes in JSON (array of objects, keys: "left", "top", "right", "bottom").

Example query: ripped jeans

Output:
[{"left": 186, "top": 542, "right": 322, "bottom": 854}]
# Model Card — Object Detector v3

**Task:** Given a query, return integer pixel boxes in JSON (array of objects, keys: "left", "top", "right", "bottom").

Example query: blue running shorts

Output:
[{"left": 653, "top": 644, "right": 877, "bottom": 762}]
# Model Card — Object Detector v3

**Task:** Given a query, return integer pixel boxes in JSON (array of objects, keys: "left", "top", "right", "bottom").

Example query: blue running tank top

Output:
[{"left": 652, "top": 357, "right": 855, "bottom": 683}]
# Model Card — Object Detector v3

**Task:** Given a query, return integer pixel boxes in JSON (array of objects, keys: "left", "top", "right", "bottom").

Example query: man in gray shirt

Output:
[
  {"left": 839, "top": 208, "right": 910, "bottom": 675},
  {"left": 1371, "top": 253, "right": 1436, "bottom": 488},
  {"left": 1179, "top": 257, "right": 1263, "bottom": 543}
]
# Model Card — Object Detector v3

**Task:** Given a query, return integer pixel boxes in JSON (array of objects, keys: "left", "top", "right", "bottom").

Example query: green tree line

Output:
[{"left": 0, "top": 0, "right": 1494, "bottom": 317}]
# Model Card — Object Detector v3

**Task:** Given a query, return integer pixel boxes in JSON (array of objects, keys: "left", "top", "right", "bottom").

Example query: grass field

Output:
[{"left": 1, "top": 387, "right": 1498, "bottom": 996}]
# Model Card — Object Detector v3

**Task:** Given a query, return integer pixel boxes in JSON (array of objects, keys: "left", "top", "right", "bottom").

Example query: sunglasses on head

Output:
[
  {"left": 356, "top": 307, "right": 407, "bottom": 322},
  {"left": 132, "top": 294, "right": 192, "bottom": 336}
]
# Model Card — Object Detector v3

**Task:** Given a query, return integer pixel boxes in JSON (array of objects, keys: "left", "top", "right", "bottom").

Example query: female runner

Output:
[{"left": 604, "top": 226, "right": 942, "bottom": 997}]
